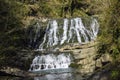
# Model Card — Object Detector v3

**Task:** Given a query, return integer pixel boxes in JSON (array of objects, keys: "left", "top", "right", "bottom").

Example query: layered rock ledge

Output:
[{"left": 59, "top": 41, "right": 112, "bottom": 74}]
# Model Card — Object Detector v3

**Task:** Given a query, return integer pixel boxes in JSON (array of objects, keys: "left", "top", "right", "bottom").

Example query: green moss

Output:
[
  {"left": 69, "top": 63, "right": 80, "bottom": 68},
  {"left": 111, "top": 70, "right": 120, "bottom": 80},
  {"left": 73, "top": 10, "right": 89, "bottom": 17}
]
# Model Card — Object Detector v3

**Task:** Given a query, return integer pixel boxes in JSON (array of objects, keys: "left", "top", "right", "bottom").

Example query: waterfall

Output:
[
  {"left": 29, "top": 53, "right": 72, "bottom": 71},
  {"left": 28, "top": 17, "right": 99, "bottom": 72},
  {"left": 60, "top": 19, "right": 69, "bottom": 45},
  {"left": 27, "top": 21, "right": 42, "bottom": 49},
  {"left": 38, "top": 17, "right": 99, "bottom": 50}
]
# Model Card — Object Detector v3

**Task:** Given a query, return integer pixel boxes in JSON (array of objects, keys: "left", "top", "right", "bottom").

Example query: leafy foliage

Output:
[
  {"left": 0, "top": 0, "right": 28, "bottom": 68},
  {"left": 97, "top": 0, "right": 120, "bottom": 59},
  {"left": 111, "top": 70, "right": 120, "bottom": 80}
]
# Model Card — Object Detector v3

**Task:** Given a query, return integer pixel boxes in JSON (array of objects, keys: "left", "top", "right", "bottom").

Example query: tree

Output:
[
  {"left": 98, "top": 0, "right": 120, "bottom": 59},
  {"left": 0, "top": 0, "right": 27, "bottom": 68}
]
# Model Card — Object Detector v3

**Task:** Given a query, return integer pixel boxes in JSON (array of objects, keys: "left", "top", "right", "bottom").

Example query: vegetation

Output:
[
  {"left": 69, "top": 63, "right": 80, "bottom": 68},
  {"left": 16, "top": 0, "right": 92, "bottom": 18},
  {"left": 0, "top": 0, "right": 28, "bottom": 68},
  {"left": 96, "top": 0, "right": 120, "bottom": 59},
  {"left": 111, "top": 70, "right": 120, "bottom": 80},
  {"left": 96, "top": 0, "right": 120, "bottom": 79}
]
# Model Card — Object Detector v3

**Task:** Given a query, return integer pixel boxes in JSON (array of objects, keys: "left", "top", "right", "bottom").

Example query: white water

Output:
[
  {"left": 60, "top": 19, "right": 69, "bottom": 45},
  {"left": 29, "top": 53, "right": 72, "bottom": 71},
  {"left": 38, "top": 17, "right": 99, "bottom": 50},
  {"left": 29, "top": 17, "right": 99, "bottom": 72},
  {"left": 34, "top": 23, "right": 41, "bottom": 43},
  {"left": 47, "top": 20, "right": 59, "bottom": 47},
  {"left": 28, "top": 22, "right": 41, "bottom": 48}
]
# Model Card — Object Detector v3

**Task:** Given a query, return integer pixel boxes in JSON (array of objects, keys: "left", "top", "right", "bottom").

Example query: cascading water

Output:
[
  {"left": 29, "top": 17, "right": 99, "bottom": 73},
  {"left": 38, "top": 17, "right": 99, "bottom": 50},
  {"left": 27, "top": 21, "right": 43, "bottom": 49},
  {"left": 29, "top": 53, "right": 72, "bottom": 71}
]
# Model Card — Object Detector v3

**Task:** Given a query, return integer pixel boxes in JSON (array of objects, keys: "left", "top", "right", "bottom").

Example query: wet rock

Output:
[
  {"left": 96, "top": 59, "right": 102, "bottom": 68},
  {"left": 58, "top": 41, "right": 97, "bottom": 74},
  {"left": 59, "top": 41, "right": 112, "bottom": 75},
  {"left": 101, "top": 54, "right": 112, "bottom": 63}
]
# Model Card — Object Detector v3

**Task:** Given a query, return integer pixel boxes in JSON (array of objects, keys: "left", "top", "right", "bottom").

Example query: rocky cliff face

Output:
[
  {"left": 59, "top": 41, "right": 112, "bottom": 74},
  {"left": 0, "top": 41, "right": 112, "bottom": 77}
]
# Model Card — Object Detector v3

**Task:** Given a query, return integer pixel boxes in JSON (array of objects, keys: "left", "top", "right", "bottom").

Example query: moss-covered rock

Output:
[{"left": 69, "top": 63, "right": 80, "bottom": 68}]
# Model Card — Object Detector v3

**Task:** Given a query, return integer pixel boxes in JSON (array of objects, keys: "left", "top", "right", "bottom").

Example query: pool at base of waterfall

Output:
[
  {"left": 0, "top": 72, "right": 85, "bottom": 80},
  {"left": 30, "top": 68, "right": 73, "bottom": 74},
  {"left": 33, "top": 73, "right": 84, "bottom": 80}
]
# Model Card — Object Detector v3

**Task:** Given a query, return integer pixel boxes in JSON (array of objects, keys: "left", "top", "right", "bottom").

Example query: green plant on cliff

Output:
[
  {"left": 96, "top": 0, "right": 120, "bottom": 79},
  {"left": 97, "top": 0, "right": 120, "bottom": 59},
  {"left": 17, "top": 0, "right": 91, "bottom": 18},
  {"left": 69, "top": 63, "right": 80, "bottom": 68},
  {"left": 111, "top": 70, "right": 120, "bottom": 80}
]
